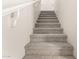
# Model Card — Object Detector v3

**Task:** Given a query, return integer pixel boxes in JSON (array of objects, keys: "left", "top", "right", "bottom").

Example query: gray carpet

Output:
[{"left": 23, "top": 11, "right": 75, "bottom": 59}]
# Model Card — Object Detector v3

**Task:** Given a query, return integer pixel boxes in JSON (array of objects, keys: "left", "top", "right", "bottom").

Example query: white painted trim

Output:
[{"left": 2, "top": 0, "right": 40, "bottom": 16}]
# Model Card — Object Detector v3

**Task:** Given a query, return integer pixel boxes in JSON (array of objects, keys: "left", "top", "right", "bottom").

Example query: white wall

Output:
[
  {"left": 2, "top": 0, "right": 32, "bottom": 9},
  {"left": 55, "top": 0, "right": 77, "bottom": 58},
  {"left": 2, "top": 0, "right": 41, "bottom": 59},
  {"left": 41, "top": 0, "right": 56, "bottom": 11}
]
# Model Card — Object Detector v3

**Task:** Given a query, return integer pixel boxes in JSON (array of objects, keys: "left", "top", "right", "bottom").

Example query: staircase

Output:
[{"left": 23, "top": 11, "right": 75, "bottom": 59}]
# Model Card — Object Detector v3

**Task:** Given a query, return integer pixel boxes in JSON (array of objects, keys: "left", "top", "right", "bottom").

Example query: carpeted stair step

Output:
[
  {"left": 30, "top": 34, "right": 67, "bottom": 42},
  {"left": 40, "top": 14, "right": 56, "bottom": 17},
  {"left": 23, "top": 55, "right": 75, "bottom": 59},
  {"left": 39, "top": 15, "right": 56, "bottom": 17},
  {"left": 38, "top": 17, "right": 57, "bottom": 19},
  {"left": 38, "top": 18, "right": 58, "bottom": 21},
  {"left": 40, "top": 13, "right": 56, "bottom": 15},
  {"left": 39, "top": 14, "right": 56, "bottom": 17},
  {"left": 40, "top": 11, "right": 56, "bottom": 16},
  {"left": 37, "top": 20, "right": 59, "bottom": 23},
  {"left": 40, "top": 12, "right": 56, "bottom": 15},
  {"left": 33, "top": 28, "right": 63, "bottom": 34},
  {"left": 25, "top": 42, "right": 73, "bottom": 56},
  {"left": 35, "top": 23, "right": 61, "bottom": 28},
  {"left": 41, "top": 11, "right": 55, "bottom": 13}
]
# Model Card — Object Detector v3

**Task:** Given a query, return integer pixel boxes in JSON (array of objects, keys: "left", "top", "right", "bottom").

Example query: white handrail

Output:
[{"left": 3, "top": 0, "right": 40, "bottom": 16}]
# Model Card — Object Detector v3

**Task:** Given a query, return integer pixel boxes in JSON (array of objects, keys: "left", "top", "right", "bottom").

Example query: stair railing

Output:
[
  {"left": 2, "top": 0, "right": 41, "bottom": 27},
  {"left": 3, "top": 0, "right": 41, "bottom": 16}
]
